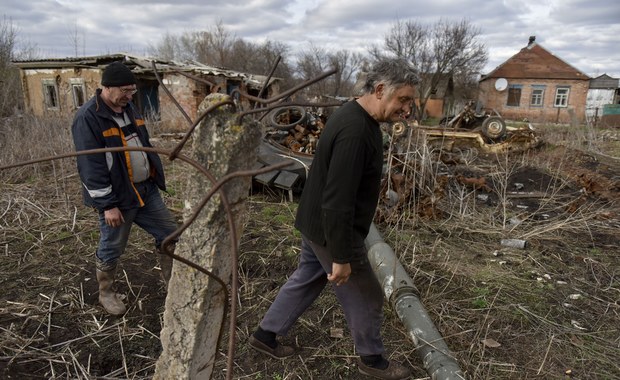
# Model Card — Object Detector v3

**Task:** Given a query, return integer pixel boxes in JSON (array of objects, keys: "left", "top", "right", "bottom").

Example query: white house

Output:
[{"left": 586, "top": 74, "right": 619, "bottom": 122}]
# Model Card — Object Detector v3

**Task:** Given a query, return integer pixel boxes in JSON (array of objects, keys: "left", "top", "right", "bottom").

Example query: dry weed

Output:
[{"left": 1, "top": 115, "right": 618, "bottom": 379}]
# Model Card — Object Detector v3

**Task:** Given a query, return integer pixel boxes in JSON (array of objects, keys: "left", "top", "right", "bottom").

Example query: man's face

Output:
[
  {"left": 103, "top": 86, "right": 137, "bottom": 108},
  {"left": 377, "top": 85, "right": 416, "bottom": 123}
]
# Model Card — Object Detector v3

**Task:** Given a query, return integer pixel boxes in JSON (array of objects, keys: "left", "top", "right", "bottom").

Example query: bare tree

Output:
[
  {"left": 209, "top": 21, "right": 235, "bottom": 67},
  {"left": 372, "top": 18, "right": 487, "bottom": 121},
  {"left": 66, "top": 22, "right": 85, "bottom": 57},
  {"left": 296, "top": 43, "right": 330, "bottom": 98},
  {"left": 149, "top": 25, "right": 296, "bottom": 89},
  {"left": 148, "top": 31, "right": 183, "bottom": 61},
  {"left": 179, "top": 31, "right": 208, "bottom": 62},
  {"left": 255, "top": 40, "right": 294, "bottom": 80},
  {"left": 328, "top": 49, "right": 365, "bottom": 97},
  {"left": 0, "top": 16, "right": 16, "bottom": 66},
  {"left": 1, "top": 16, "right": 27, "bottom": 116},
  {"left": 228, "top": 39, "right": 295, "bottom": 88},
  {"left": 296, "top": 43, "right": 364, "bottom": 99},
  {"left": 149, "top": 21, "right": 235, "bottom": 66},
  {"left": 177, "top": 21, "right": 237, "bottom": 67}
]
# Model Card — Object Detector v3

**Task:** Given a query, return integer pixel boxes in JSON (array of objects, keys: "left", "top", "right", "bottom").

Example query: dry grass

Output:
[
  {"left": 0, "top": 176, "right": 159, "bottom": 378},
  {"left": 1, "top": 114, "right": 619, "bottom": 379},
  {"left": 377, "top": 122, "right": 619, "bottom": 379}
]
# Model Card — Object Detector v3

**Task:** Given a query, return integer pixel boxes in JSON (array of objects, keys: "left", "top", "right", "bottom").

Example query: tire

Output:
[
  {"left": 390, "top": 121, "right": 406, "bottom": 136},
  {"left": 269, "top": 106, "right": 307, "bottom": 131},
  {"left": 481, "top": 116, "right": 507, "bottom": 140}
]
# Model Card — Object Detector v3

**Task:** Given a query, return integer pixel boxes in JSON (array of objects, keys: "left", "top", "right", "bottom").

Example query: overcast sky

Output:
[{"left": 6, "top": 0, "right": 620, "bottom": 78}]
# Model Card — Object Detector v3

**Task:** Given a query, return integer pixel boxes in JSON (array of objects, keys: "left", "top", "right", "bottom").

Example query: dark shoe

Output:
[
  {"left": 358, "top": 358, "right": 411, "bottom": 380},
  {"left": 248, "top": 335, "right": 295, "bottom": 359}
]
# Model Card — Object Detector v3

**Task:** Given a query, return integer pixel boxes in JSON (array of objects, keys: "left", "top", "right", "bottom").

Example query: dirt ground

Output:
[{"left": 0, "top": 125, "right": 619, "bottom": 379}]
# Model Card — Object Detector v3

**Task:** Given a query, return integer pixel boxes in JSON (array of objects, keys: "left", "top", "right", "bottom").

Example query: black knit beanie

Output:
[{"left": 101, "top": 62, "right": 136, "bottom": 87}]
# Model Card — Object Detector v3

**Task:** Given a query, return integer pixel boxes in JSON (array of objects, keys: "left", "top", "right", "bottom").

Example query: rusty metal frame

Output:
[{"left": 422, "top": 126, "right": 541, "bottom": 154}]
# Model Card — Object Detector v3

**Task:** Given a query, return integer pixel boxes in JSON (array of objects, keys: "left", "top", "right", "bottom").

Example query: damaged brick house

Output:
[
  {"left": 478, "top": 36, "right": 590, "bottom": 124},
  {"left": 12, "top": 53, "right": 280, "bottom": 130}
]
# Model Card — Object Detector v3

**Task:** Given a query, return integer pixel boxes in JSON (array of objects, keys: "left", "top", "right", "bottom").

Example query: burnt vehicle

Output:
[
  {"left": 426, "top": 100, "right": 540, "bottom": 154},
  {"left": 420, "top": 123, "right": 541, "bottom": 155},
  {"left": 439, "top": 100, "right": 508, "bottom": 141}
]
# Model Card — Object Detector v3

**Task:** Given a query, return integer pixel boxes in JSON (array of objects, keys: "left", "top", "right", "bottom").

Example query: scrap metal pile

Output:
[
  {"left": 265, "top": 106, "right": 327, "bottom": 155},
  {"left": 257, "top": 104, "right": 542, "bottom": 210},
  {"left": 254, "top": 106, "right": 327, "bottom": 195}
]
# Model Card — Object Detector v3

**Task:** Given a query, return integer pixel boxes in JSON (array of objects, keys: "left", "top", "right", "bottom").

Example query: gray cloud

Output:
[
  {"left": 550, "top": 0, "right": 620, "bottom": 25},
  {"left": 5, "top": 0, "right": 619, "bottom": 78}
]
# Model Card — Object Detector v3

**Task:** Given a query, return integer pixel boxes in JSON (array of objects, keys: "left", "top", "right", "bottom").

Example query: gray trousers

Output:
[{"left": 260, "top": 236, "right": 385, "bottom": 356}]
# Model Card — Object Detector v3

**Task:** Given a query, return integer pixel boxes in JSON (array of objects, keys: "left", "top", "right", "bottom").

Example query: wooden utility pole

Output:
[{"left": 154, "top": 93, "right": 262, "bottom": 379}]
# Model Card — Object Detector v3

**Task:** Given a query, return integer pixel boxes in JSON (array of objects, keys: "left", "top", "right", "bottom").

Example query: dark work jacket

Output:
[
  {"left": 294, "top": 100, "right": 383, "bottom": 264},
  {"left": 72, "top": 89, "right": 166, "bottom": 212}
]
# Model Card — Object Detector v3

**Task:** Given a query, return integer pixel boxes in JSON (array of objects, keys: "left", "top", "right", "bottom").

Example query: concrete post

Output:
[{"left": 154, "top": 94, "right": 262, "bottom": 379}]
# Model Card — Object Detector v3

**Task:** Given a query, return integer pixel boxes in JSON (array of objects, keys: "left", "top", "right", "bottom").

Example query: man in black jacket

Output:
[
  {"left": 72, "top": 61, "right": 178, "bottom": 316},
  {"left": 250, "top": 58, "right": 418, "bottom": 380}
]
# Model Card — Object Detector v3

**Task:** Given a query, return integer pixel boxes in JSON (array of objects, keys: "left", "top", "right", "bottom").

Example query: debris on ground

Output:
[{"left": 254, "top": 103, "right": 543, "bottom": 200}]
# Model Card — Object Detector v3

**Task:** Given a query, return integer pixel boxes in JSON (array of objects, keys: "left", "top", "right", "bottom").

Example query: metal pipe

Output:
[{"left": 365, "top": 223, "right": 465, "bottom": 380}]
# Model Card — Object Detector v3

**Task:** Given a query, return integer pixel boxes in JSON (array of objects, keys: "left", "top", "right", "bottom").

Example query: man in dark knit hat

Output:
[{"left": 71, "top": 61, "right": 178, "bottom": 316}]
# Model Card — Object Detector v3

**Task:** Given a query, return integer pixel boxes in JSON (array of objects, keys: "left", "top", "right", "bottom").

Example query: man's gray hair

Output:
[{"left": 357, "top": 58, "right": 419, "bottom": 96}]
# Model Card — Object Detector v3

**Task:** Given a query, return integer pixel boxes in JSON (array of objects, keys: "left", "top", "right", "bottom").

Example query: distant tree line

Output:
[
  {"left": 1, "top": 17, "right": 24, "bottom": 117},
  {"left": 1, "top": 16, "right": 487, "bottom": 122},
  {"left": 1, "top": 16, "right": 39, "bottom": 117},
  {"left": 147, "top": 21, "right": 366, "bottom": 100},
  {"left": 149, "top": 19, "right": 487, "bottom": 121}
]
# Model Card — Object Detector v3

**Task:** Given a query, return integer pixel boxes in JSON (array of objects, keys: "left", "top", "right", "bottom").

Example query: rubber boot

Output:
[{"left": 96, "top": 268, "right": 127, "bottom": 316}]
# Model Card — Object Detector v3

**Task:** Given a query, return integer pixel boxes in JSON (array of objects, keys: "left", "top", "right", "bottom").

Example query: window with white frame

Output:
[
  {"left": 42, "top": 79, "right": 59, "bottom": 109},
  {"left": 554, "top": 87, "right": 570, "bottom": 107},
  {"left": 530, "top": 86, "right": 545, "bottom": 106},
  {"left": 70, "top": 78, "right": 86, "bottom": 108}
]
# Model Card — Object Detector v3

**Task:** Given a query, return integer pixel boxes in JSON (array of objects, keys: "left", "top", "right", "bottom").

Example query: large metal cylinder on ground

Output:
[{"left": 365, "top": 223, "right": 465, "bottom": 380}]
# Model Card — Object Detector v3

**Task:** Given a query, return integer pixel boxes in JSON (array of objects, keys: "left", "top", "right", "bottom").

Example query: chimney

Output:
[{"left": 528, "top": 36, "right": 536, "bottom": 45}]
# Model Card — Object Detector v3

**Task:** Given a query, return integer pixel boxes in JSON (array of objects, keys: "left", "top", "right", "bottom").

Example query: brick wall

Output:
[
  {"left": 479, "top": 78, "right": 589, "bottom": 124},
  {"left": 19, "top": 67, "right": 101, "bottom": 117}
]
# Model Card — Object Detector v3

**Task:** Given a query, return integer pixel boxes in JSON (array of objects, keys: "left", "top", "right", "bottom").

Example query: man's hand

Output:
[
  {"left": 104, "top": 207, "right": 125, "bottom": 227},
  {"left": 327, "top": 262, "right": 351, "bottom": 286}
]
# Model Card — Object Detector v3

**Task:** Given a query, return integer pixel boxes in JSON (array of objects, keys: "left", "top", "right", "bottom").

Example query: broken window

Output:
[
  {"left": 70, "top": 78, "right": 86, "bottom": 108},
  {"left": 42, "top": 79, "right": 59, "bottom": 110},
  {"left": 554, "top": 87, "right": 570, "bottom": 107},
  {"left": 530, "top": 86, "right": 545, "bottom": 106},
  {"left": 506, "top": 85, "right": 522, "bottom": 106}
]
